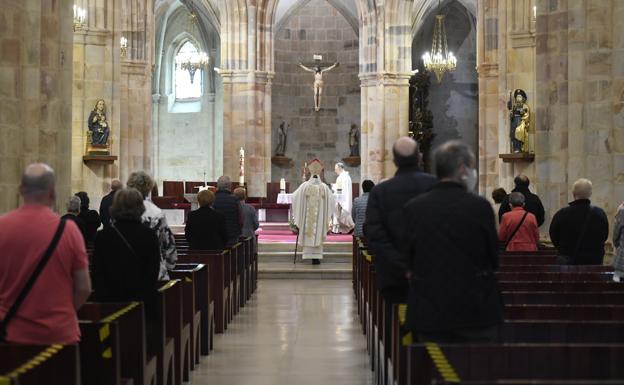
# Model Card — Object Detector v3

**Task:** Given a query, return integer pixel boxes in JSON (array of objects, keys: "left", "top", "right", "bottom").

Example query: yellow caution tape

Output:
[
  {"left": 425, "top": 343, "right": 461, "bottom": 383},
  {"left": 102, "top": 347, "right": 113, "bottom": 359},
  {"left": 99, "top": 324, "right": 110, "bottom": 341},
  {"left": 101, "top": 301, "right": 140, "bottom": 323},
  {"left": 2, "top": 345, "right": 65, "bottom": 380},
  {"left": 185, "top": 277, "right": 193, "bottom": 283}
]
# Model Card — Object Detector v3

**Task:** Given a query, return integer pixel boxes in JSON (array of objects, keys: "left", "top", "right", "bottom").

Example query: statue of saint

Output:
[
  {"left": 298, "top": 62, "right": 339, "bottom": 111},
  {"left": 348, "top": 124, "right": 360, "bottom": 157},
  {"left": 275, "top": 121, "right": 289, "bottom": 156},
  {"left": 88, "top": 99, "right": 110, "bottom": 146},
  {"left": 507, "top": 89, "right": 530, "bottom": 153}
]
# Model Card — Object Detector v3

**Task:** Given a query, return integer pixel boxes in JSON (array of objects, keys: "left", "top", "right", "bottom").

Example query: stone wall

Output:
[
  {"left": 272, "top": 0, "right": 360, "bottom": 188},
  {"left": 412, "top": 1, "right": 478, "bottom": 160},
  {"left": 535, "top": 0, "right": 624, "bottom": 229},
  {"left": 0, "top": 0, "right": 73, "bottom": 213},
  {"left": 153, "top": 8, "right": 222, "bottom": 189}
]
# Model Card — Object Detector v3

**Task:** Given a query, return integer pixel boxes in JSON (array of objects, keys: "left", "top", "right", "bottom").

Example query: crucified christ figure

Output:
[{"left": 298, "top": 62, "right": 339, "bottom": 111}]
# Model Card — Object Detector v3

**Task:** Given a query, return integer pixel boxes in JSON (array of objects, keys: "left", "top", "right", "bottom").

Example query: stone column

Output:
[
  {"left": 0, "top": 0, "right": 73, "bottom": 213},
  {"left": 359, "top": 73, "right": 411, "bottom": 181},
  {"left": 221, "top": 70, "right": 273, "bottom": 197}
]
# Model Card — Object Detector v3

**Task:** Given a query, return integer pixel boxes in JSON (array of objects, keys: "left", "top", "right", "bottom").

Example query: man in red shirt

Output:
[
  {"left": 499, "top": 192, "right": 540, "bottom": 252},
  {"left": 0, "top": 163, "right": 92, "bottom": 344}
]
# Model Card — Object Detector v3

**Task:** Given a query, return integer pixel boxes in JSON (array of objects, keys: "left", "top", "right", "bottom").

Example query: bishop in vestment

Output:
[{"left": 292, "top": 159, "right": 335, "bottom": 263}]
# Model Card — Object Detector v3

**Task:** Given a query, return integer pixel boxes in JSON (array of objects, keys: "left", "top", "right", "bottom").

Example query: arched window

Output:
[{"left": 174, "top": 41, "right": 202, "bottom": 100}]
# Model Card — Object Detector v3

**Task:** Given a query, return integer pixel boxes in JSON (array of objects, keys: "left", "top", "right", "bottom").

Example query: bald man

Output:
[
  {"left": 99, "top": 179, "right": 123, "bottom": 228},
  {"left": 364, "top": 137, "right": 436, "bottom": 366},
  {"left": 0, "top": 164, "right": 91, "bottom": 344}
]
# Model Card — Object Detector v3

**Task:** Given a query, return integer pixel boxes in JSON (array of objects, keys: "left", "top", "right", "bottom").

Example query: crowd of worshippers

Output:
[
  {"left": 359, "top": 137, "right": 617, "bottom": 344},
  {"left": 0, "top": 166, "right": 258, "bottom": 345}
]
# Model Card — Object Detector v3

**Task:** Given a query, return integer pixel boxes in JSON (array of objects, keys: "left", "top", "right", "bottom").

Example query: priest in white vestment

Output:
[
  {"left": 332, "top": 162, "right": 355, "bottom": 233},
  {"left": 292, "top": 159, "right": 335, "bottom": 264}
]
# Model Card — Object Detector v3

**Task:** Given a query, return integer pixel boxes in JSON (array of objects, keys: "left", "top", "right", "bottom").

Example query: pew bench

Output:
[
  {"left": 79, "top": 302, "right": 157, "bottom": 385},
  {"left": 0, "top": 344, "right": 80, "bottom": 385},
  {"left": 406, "top": 343, "right": 624, "bottom": 385}
]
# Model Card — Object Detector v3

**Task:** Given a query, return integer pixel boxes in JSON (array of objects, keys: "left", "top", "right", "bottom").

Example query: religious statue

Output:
[
  {"left": 298, "top": 61, "right": 339, "bottom": 111},
  {"left": 275, "top": 121, "right": 289, "bottom": 156},
  {"left": 508, "top": 89, "right": 530, "bottom": 153},
  {"left": 348, "top": 124, "right": 360, "bottom": 157},
  {"left": 239, "top": 147, "right": 245, "bottom": 185},
  {"left": 332, "top": 162, "right": 354, "bottom": 234},
  {"left": 88, "top": 99, "right": 110, "bottom": 147},
  {"left": 292, "top": 159, "right": 335, "bottom": 264}
]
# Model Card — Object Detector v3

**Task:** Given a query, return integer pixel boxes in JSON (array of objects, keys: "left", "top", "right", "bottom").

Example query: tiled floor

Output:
[{"left": 191, "top": 280, "right": 374, "bottom": 385}]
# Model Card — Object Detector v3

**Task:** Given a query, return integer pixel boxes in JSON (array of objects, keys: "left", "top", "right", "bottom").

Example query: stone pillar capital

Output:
[
  {"left": 358, "top": 72, "right": 412, "bottom": 87},
  {"left": 152, "top": 94, "right": 161, "bottom": 103}
]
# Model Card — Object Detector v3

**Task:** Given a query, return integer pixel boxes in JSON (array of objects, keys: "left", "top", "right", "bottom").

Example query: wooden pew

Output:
[
  {"left": 158, "top": 280, "right": 190, "bottom": 385},
  {"left": 78, "top": 314, "right": 122, "bottom": 385},
  {"left": 500, "top": 320, "right": 624, "bottom": 343},
  {"left": 503, "top": 291, "right": 624, "bottom": 305},
  {"left": 499, "top": 255, "right": 557, "bottom": 265},
  {"left": 0, "top": 344, "right": 80, "bottom": 385},
  {"left": 79, "top": 302, "right": 157, "bottom": 385},
  {"left": 406, "top": 344, "right": 624, "bottom": 385},
  {"left": 150, "top": 283, "right": 176, "bottom": 385},
  {"left": 499, "top": 281, "right": 624, "bottom": 291},
  {"left": 177, "top": 250, "right": 229, "bottom": 333},
  {"left": 171, "top": 263, "right": 213, "bottom": 357},
  {"left": 497, "top": 272, "right": 614, "bottom": 282},
  {"left": 498, "top": 265, "right": 613, "bottom": 272},
  {"left": 169, "top": 265, "right": 203, "bottom": 370},
  {"left": 505, "top": 304, "right": 624, "bottom": 320}
]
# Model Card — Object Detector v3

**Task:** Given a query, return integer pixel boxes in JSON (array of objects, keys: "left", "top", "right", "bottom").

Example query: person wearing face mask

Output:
[
  {"left": 365, "top": 137, "right": 436, "bottom": 366},
  {"left": 402, "top": 141, "right": 503, "bottom": 343}
]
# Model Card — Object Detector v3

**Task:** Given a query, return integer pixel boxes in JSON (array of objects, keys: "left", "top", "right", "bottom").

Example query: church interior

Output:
[{"left": 1, "top": 0, "right": 624, "bottom": 384}]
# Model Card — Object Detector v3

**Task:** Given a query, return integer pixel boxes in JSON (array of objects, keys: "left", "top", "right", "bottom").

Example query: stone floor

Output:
[{"left": 191, "top": 280, "right": 374, "bottom": 385}]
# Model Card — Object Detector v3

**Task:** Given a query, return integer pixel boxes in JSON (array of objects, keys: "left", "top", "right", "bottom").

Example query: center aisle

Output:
[{"left": 191, "top": 280, "right": 374, "bottom": 385}]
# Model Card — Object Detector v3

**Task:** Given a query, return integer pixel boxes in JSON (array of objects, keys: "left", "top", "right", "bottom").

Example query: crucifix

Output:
[{"left": 298, "top": 55, "right": 339, "bottom": 112}]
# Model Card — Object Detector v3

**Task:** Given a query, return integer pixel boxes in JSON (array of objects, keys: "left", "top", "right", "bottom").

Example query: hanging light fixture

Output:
[
  {"left": 176, "top": 50, "right": 209, "bottom": 84},
  {"left": 73, "top": 4, "right": 87, "bottom": 32},
  {"left": 422, "top": 2, "right": 457, "bottom": 83}
]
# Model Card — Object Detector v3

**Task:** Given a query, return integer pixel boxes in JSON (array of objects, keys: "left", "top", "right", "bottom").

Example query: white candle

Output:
[{"left": 280, "top": 178, "right": 286, "bottom": 191}]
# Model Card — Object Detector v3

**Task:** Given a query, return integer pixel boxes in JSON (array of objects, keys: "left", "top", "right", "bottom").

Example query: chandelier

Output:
[
  {"left": 73, "top": 4, "right": 87, "bottom": 32},
  {"left": 422, "top": 13, "right": 457, "bottom": 83},
  {"left": 176, "top": 51, "right": 209, "bottom": 84}
]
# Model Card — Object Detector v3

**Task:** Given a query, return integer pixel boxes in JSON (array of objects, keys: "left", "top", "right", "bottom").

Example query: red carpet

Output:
[{"left": 257, "top": 227, "right": 352, "bottom": 243}]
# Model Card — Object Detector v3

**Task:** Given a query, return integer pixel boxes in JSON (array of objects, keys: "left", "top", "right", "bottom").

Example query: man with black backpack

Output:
[{"left": 0, "top": 164, "right": 91, "bottom": 344}]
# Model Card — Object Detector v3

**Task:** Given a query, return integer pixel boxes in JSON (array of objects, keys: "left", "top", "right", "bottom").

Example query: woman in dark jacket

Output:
[
  {"left": 185, "top": 189, "right": 228, "bottom": 250},
  {"left": 75, "top": 191, "right": 102, "bottom": 245},
  {"left": 92, "top": 188, "right": 160, "bottom": 322}
]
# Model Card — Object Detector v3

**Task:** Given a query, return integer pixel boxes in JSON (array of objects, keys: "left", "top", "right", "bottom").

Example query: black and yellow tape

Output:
[
  {"left": 425, "top": 343, "right": 461, "bottom": 383},
  {"left": 98, "top": 302, "right": 140, "bottom": 359},
  {"left": 0, "top": 344, "right": 65, "bottom": 384}
]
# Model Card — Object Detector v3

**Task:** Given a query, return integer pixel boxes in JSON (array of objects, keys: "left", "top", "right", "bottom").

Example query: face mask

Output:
[{"left": 462, "top": 168, "right": 478, "bottom": 192}]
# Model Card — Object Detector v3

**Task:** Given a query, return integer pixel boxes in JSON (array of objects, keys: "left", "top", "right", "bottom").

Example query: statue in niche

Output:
[
  {"left": 348, "top": 124, "right": 360, "bottom": 157},
  {"left": 508, "top": 89, "right": 530, "bottom": 153},
  {"left": 275, "top": 121, "right": 289, "bottom": 156},
  {"left": 87, "top": 99, "right": 110, "bottom": 147},
  {"left": 298, "top": 61, "right": 339, "bottom": 112}
]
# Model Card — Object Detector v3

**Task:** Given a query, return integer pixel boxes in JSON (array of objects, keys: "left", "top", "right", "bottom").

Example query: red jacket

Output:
[{"left": 499, "top": 207, "right": 539, "bottom": 252}]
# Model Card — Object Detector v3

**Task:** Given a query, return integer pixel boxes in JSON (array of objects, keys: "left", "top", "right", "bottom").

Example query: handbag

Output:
[
  {"left": 504, "top": 211, "right": 529, "bottom": 250},
  {"left": 0, "top": 219, "right": 66, "bottom": 342}
]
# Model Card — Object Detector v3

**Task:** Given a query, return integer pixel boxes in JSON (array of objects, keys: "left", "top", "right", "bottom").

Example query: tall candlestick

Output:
[
  {"left": 280, "top": 178, "right": 286, "bottom": 192},
  {"left": 239, "top": 147, "right": 245, "bottom": 185}
]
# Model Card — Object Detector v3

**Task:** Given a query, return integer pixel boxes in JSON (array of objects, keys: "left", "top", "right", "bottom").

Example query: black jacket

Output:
[
  {"left": 549, "top": 199, "right": 609, "bottom": 265},
  {"left": 61, "top": 213, "right": 88, "bottom": 246},
  {"left": 99, "top": 191, "right": 116, "bottom": 229},
  {"left": 403, "top": 181, "right": 503, "bottom": 333},
  {"left": 498, "top": 186, "right": 545, "bottom": 226},
  {"left": 185, "top": 206, "right": 228, "bottom": 250},
  {"left": 365, "top": 166, "right": 437, "bottom": 292},
  {"left": 213, "top": 190, "right": 241, "bottom": 245},
  {"left": 78, "top": 209, "right": 102, "bottom": 245},
  {"left": 92, "top": 220, "right": 160, "bottom": 321}
]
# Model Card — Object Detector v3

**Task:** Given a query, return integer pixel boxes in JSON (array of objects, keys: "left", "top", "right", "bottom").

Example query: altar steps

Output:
[{"left": 258, "top": 241, "right": 352, "bottom": 279}]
